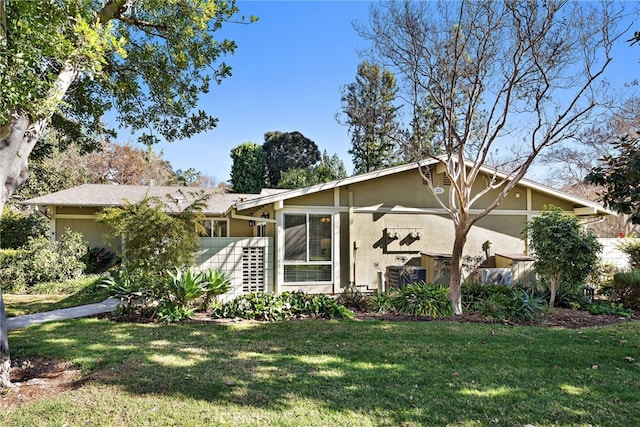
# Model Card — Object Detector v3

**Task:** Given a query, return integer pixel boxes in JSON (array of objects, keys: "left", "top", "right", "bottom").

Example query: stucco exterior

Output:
[{"left": 24, "top": 159, "right": 614, "bottom": 297}]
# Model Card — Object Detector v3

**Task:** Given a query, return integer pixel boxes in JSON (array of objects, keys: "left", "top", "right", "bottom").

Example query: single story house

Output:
[{"left": 23, "top": 159, "right": 614, "bottom": 298}]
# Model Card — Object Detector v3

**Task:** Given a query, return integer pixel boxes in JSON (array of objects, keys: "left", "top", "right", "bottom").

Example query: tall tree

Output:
[
  {"left": 339, "top": 61, "right": 401, "bottom": 174},
  {"left": 277, "top": 150, "right": 347, "bottom": 189},
  {"left": 360, "top": 0, "right": 625, "bottom": 314},
  {"left": 230, "top": 142, "right": 267, "bottom": 193},
  {"left": 0, "top": 0, "right": 253, "bottom": 388},
  {"left": 262, "top": 131, "right": 320, "bottom": 187}
]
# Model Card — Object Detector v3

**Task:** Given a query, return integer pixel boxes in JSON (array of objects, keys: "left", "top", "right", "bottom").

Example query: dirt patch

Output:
[
  {"left": 0, "top": 357, "right": 84, "bottom": 411},
  {"left": 1, "top": 309, "right": 635, "bottom": 410}
]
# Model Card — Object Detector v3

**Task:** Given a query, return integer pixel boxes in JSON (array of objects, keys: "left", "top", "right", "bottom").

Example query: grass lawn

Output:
[{"left": 1, "top": 317, "right": 639, "bottom": 426}]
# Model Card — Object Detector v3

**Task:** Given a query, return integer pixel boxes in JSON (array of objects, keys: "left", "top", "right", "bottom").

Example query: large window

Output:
[
  {"left": 283, "top": 213, "right": 332, "bottom": 283},
  {"left": 198, "top": 218, "right": 228, "bottom": 237}
]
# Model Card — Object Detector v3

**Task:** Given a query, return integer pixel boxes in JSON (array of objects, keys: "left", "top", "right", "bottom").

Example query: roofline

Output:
[{"left": 236, "top": 157, "right": 615, "bottom": 216}]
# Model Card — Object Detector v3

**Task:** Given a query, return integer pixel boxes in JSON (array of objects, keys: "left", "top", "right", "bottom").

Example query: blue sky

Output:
[{"left": 114, "top": 1, "right": 639, "bottom": 185}]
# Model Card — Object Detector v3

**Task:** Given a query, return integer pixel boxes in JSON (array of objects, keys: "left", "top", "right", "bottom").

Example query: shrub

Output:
[
  {"left": 211, "top": 291, "right": 353, "bottom": 321},
  {"left": 337, "top": 285, "right": 369, "bottom": 311},
  {"left": 201, "top": 269, "right": 232, "bottom": 308},
  {"left": 82, "top": 247, "right": 118, "bottom": 274},
  {"left": 475, "top": 288, "right": 546, "bottom": 322},
  {"left": 584, "top": 302, "right": 633, "bottom": 318},
  {"left": 100, "top": 267, "right": 156, "bottom": 314},
  {"left": 0, "top": 229, "right": 87, "bottom": 292},
  {"left": 523, "top": 206, "right": 601, "bottom": 308},
  {"left": 368, "top": 291, "right": 394, "bottom": 314},
  {"left": 0, "top": 208, "right": 48, "bottom": 249},
  {"left": 389, "top": 282, "right": 454, "bottom": 318},
  {"left": 611, "top": 271, "right": 640, "bottom": 308},
  {"left": 618, "top": 240, "right": 640, "bottom": 270}
]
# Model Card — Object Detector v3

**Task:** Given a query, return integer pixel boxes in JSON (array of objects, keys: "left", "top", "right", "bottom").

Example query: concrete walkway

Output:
[{"left": 6, "top": 298, "right": 120, "bottom": 331}]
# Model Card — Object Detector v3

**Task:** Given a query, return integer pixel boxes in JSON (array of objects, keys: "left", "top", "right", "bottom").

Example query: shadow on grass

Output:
[{"left": 7, "top": 318, "right": 640, "bottom": 425}]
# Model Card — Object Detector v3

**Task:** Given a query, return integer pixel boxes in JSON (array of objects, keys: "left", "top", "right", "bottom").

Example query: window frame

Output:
[
  {"left": 282, "top": 212, "right": 333, "bottom": 284},
  {"left": 198, "top": 217, "right": 229, "bottom": 238}
]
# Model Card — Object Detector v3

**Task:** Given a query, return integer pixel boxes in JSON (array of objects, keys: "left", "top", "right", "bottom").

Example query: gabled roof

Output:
[
  {"left": 235, "top": 158, "right": 615, "bottom": 216},
  {"left": 22, "top": 184, "right": 282, "bottom": 216}
]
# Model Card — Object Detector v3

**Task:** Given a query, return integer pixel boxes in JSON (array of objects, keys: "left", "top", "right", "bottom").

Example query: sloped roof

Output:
[
  {"left": 235, "top": 158, "right": 615, "bottom": 216},
  {"left": 22, "top": 184, "right": 282, "bottom": 216}
]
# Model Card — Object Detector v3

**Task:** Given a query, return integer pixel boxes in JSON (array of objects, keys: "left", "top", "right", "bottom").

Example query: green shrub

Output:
[
  {"left": 82, "top": 247, "right": 118, "bottom": 274},
  {"left": 101, "top": 268, "right": 156, "bottom": 313},
  {"left": 462, "top": 283, "right": 513, "bottom": 309},
  {"left": 0, "top": 229, "right": 87, "bottom": 292},
  {"left": 611, "top": 271, "right": 640, "bottom": 308},
  {"left": 389, "top": 282, "right": 454, "bottom": 318},
  {"left": 0, "top": 208, "right": 48, "bottom": 249},
  {"left": 475, "top": 288, "right": 546, "bottom": 322},
  {"left": 337, "top": 285, "right": 369, "bottom": 311},
  {"left": 201, "top": 269, "right": 232, "bottom": 308},
  {"left": 211, "top": 291, "right": 353, "bottom": 321},
  {"left": 618, "top": 240, "right": 640, "bottom": 270},
  {"left": 367, "top": 291, "right": 394, "bottom": 314},
  {"left": 584, "top": 302, "right": 633, "bottom": 318}
]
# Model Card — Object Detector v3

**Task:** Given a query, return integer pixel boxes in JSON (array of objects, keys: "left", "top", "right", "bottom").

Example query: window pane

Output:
[
  {"left": 198, "top": 219, "right": 213, "bottom": 237},
  {"left": 284, "top": 265, "right": 332, "bottom": 282},
  {"left": 212, "top": 220, "right": 227, "bottom": 237},
  {"left": 284, "top": 214, "right": 307, "bottom": 261},
  {"left": 309, "top": 215, "right": 331, "bottom": 261}
]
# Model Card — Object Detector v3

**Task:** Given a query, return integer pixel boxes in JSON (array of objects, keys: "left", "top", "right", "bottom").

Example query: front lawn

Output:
[{"left": 2, "top": 318, "right": 639, "bottom": 426}]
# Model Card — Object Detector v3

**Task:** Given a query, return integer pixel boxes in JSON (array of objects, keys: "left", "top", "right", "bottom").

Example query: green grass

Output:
[
  {"left": 3, "top": 275, "right": 110, "bottom": 317},
  {"left": 2, "top": 318, "right": 640, "bottom": 426}
]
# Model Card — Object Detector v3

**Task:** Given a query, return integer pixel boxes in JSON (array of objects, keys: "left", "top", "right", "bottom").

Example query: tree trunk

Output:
[
  {"left": 549, "top": 276, "right": 558, "bottom": 310},
  {"left": 449, "top": 229, "right": 467, "bottom": 316},
  {"left": 0, "top": 291, "right": 11, "bottom": 388}
]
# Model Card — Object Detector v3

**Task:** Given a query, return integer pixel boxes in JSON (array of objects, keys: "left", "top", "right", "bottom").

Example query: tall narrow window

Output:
[{"left": 283, "top": 213, "right": 332, "bottom": 283}]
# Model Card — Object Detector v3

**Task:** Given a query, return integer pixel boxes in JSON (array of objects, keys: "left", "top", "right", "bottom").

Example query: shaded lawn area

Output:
[
  {"left": 4, "top": 289, "right": 109, "bottom": 317},
  {"left": 2, "top": 318, "right": 640, "bottom": 426}
]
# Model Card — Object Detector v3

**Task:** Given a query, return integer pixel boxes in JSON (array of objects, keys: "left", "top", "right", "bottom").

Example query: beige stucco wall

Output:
[
  {"left": 55, "top": 218, "right": 121, "bottom": 251},
  {"left": 346, "top": 212, "right": 526, "bottom": 289}
]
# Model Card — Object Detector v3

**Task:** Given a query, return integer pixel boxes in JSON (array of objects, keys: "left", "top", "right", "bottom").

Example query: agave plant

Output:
[{"left": 202, "top": 269, "right": 232, "bottom": 308}]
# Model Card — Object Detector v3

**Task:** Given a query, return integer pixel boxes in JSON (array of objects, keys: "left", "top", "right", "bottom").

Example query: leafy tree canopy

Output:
[
  {"left": 586, "top": 133, "right": 640, "bottom": 224},
  {"left": 523, "top": 206, "right": 601, "bottom": 308},
  {"left": 230, "top": 142, "right": 267, "bottom": 193},
  {"left": 277, "top": 150, "right": 347, "bottom": 189},
  {"left": 262, "top": 131, "right": 320, "bottom": 187}
]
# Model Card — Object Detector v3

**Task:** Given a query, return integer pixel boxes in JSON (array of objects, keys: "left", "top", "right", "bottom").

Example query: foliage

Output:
[
  {"left": 277, "top": 150, "right": 348, "bottom": 189},
  {"left": 618, "top": 240, "right": 640, "bottom": 270},
  {"left": 367, "top": 291, "right": 394, "bottom": 314},
  {"left": 96, "top": 193, "right": 207, "bottom": 279},
  {"left": 339, "top": 61, "right": 401, "bottom": 174},
  {"left": 1, "top": 0, "right": 254, "bottom": 145},
  {"left": 586, "top": 133, "right": 640, "bottom": 224},
  {"left": 0, "top": 208, "right": 48, "bottom": 249},
  {"left": 474, "top": 288, "right": 547, "bottom": 322},
  {"left": 0, "top": 229, "right": 86, "bottom": 292},
  {"left": 100, "top": 268, "right": 156, "bottom": 314},
  {"left": 462, "top": 283, "right": 514, "bottom": 309},
  {"left": 610, "top": 271, "right": 640, "bottom": 309},
  {"left": 262, "top": 131, "right": 320, "bottom": 187},
  {"left": 155, "top": 303, "right": 196, "bottom": 324},
  {"left": 337, "top": 285, "right": 369, "bottom": 311},
  {"left": 211, "top": 291, "right": 353, "bottom": 321},
  {"left": 163, "top": 268, "right": 207, "bottom": 307},
  {"left": 584, "top": 302, "right": 633, "bottom": 319},
  {"left": 229, "top": 142, "right": 267, "bottom": 193},
  {"left": 387, "top": 282, "right": 454, "bottom": 318},
  {"left": 82, "top": 247, "right": 118, "bottom": 274},
  {"left": 201, "top": 269, "right": 232, "bottom": 308},
  {"left": 523, "top": 206, "right": 602, "bottom": 308}
]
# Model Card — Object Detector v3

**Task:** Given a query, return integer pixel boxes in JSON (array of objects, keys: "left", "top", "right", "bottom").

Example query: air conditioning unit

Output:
[
  {"left": 480, "top": 268, "right": 513, "bottom": 285},
  {"left": 386, "top": 266, "right": 427, "bottom": 289}
]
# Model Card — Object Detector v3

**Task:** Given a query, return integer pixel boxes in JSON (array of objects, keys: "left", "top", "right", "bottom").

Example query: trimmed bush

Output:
[
  {"left": 611, "top": 271, "right": 640, "bottom": 308},
  {"left": 211, "top": 291, "right": 353, "bottom": 321}
]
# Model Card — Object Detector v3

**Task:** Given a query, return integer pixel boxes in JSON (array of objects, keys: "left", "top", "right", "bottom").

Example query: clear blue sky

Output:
[{"left": 127, "top": 1, "right": 638, "bottom": 185}]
